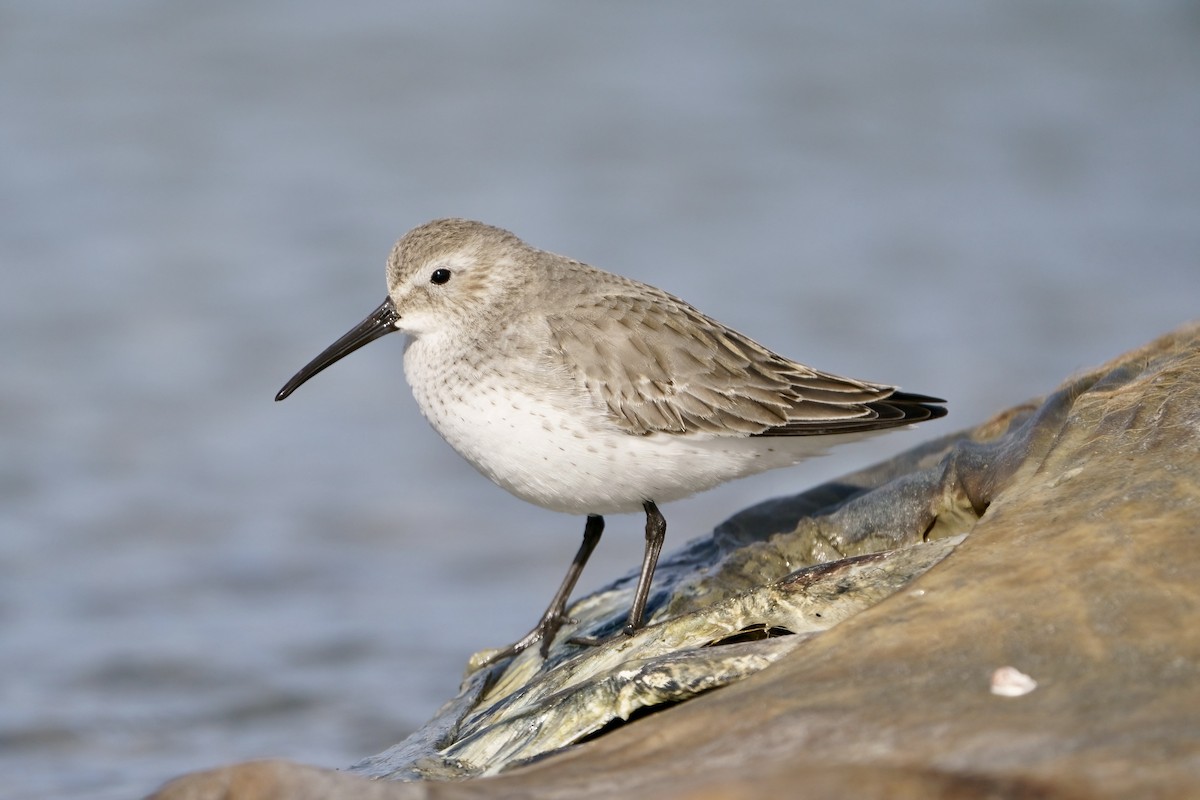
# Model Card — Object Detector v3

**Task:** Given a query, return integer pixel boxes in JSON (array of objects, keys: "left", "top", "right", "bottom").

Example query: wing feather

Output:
[{"left": 546, "top": 284, "right": 945, "bottom": 438}]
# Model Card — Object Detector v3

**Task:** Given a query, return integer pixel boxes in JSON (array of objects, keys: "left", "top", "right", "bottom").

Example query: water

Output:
[{"left": 2, "top": 2, "right": 1197, "bottom": 797}]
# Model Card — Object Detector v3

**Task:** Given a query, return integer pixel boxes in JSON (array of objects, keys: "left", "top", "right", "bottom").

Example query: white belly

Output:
[{"left": 403, "top": 339, "right": 859, "bottom": 516}]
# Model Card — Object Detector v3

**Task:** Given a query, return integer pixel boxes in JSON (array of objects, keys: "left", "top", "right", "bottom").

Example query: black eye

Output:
[{"left": 430, "top": 268, "right": 452, "bottom": 285}]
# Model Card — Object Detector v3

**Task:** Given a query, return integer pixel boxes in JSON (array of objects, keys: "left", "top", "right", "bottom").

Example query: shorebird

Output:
[{"left": 276, "top": 219, "right": 946, "bottom": 661}]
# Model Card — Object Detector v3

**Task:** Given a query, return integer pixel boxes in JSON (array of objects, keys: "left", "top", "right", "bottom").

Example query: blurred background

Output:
[{"left": 2, "top": 1, "right": 1197, "bottom": 797}]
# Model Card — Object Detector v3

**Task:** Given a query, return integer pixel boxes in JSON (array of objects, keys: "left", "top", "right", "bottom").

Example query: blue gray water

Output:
[{"left": 2, "top": 2, "right": 1198, "bottom": 797}]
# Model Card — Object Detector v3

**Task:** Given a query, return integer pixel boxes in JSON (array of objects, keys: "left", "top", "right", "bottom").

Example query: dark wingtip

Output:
[
  {"left": 754, "top": 388, "right": 947, "bottom": 437},
  {"left": 885, "top": 390, "right": 948, "bottom": 422}
]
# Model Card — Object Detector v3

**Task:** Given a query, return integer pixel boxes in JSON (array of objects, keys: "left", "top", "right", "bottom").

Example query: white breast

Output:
[{"left": 401, "top": 335, "right": 855, "bottom": 517}]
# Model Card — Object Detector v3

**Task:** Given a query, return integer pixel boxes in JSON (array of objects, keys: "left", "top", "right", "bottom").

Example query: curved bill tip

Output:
[{"left": 275, "top": 298, "right": 399, "bottom": 402}]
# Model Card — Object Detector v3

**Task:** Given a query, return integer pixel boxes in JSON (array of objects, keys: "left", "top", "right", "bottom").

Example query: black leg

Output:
[
  {"left": 479, "top": 515, "right": 604, "bottom": 665},
  {"left": 623, "top": 500, "right": 666, "bottom": 636}
]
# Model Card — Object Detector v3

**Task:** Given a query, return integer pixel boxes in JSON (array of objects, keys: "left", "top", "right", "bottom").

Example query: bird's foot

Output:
[
  {"left": 567, "top": 621, "right": 638, "bottom": 649},
  {"left": 468, "top": 611, "right": 575, "bottom": 671},
  {"left": 469, "top": 514, "right": 607, "bottom": 673}
]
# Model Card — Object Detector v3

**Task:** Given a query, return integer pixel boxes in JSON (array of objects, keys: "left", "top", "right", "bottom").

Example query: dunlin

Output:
[{"left": 276, "top": 219, "right": 946, "bottom": 660}]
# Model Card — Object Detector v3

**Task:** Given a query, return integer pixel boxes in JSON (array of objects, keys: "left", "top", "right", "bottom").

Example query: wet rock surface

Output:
[{"left": 150, "top": 322, "right": 1200, "bottom": 799}]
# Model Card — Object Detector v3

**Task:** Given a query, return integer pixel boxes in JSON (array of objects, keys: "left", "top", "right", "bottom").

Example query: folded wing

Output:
[{"left": 548, "top": 291, "right": 945, "bottom": 438}]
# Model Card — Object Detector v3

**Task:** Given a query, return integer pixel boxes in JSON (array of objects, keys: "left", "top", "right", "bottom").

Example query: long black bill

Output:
[{"left": 275, "top": 298, "right": 400, "bottom": 401}]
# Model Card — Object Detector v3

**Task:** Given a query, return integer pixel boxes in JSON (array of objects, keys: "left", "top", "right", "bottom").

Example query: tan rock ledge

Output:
[{"left": 150, "top": 321, "right": 1200, "bottom": 800}]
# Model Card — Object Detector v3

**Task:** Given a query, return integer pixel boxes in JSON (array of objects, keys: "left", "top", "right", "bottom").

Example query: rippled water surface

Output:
[{"left": 3, "top": 2, "right": 1198, "bottom": 797}]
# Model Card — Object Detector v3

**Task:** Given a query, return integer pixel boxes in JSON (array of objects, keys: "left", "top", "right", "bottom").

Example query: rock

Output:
[{"left": 149, "top": 322, "right": 1200, "bottom": 799}]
